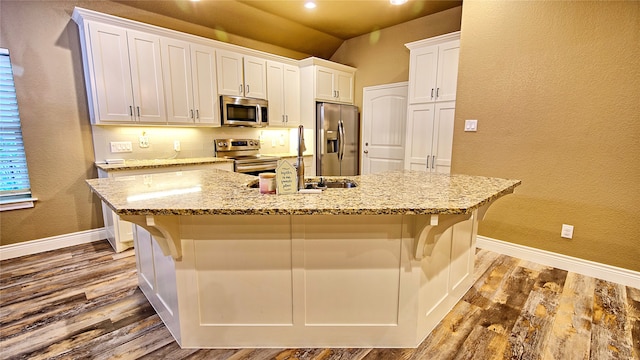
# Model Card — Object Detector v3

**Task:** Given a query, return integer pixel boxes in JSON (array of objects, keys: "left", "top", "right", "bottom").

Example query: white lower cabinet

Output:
[
  {"left": 98, "top": 162, "right": 233, "bottom": 252},
  {"left": 134, "top": 224, "right": 181, "bottom": 342},
  {"left": 404, "top": 101, "right": 455, "bottom": 173}
]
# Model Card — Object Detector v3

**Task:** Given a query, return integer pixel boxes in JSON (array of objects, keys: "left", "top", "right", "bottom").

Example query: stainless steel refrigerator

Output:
[{"left": 316, "top": 102, "right": 359, "bottom": 176}]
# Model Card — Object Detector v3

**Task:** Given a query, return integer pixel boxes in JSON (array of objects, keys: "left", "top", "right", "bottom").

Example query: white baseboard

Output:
[
  {"left": 477, "top": 236, "right": 640, "bottom": 289},
  {"left": 0, "top": 228, "right": 107, "bottom": 261}
]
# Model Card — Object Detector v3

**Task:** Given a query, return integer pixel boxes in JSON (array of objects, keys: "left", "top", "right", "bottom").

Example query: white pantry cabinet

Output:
[
  {"left": 406, "top": 33, "right": 460, "bottom": 104},
  {"left": 267, "top": 61, "right": 300, "bottom": 127},
  {"left": 216, "top": 50, "right": 267, "bottom": 99},
  {"left": 404, "top": 101, "right": 455, "bottom": 173},
  {"left": 161, "top": 38, "right": 219, "bottom": 125},
  {"left": 404, "top": 32, "right": 459, "bottom": 173},
  {"left": 83, "top": 22, "right": 167, "bottom": 124}
]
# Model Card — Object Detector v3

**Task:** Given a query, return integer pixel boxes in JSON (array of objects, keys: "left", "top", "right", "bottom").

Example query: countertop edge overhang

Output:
[
  {"left": 95, "top": 157, "right": 234, "bottom": 171},
  {"left": 86, "top": 169, "right": 521, "bottom": 216}
]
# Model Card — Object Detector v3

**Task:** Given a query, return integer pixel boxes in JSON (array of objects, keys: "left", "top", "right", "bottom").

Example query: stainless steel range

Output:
[{"left": 214, "top": 138, "right": 280, "bottom": 175}]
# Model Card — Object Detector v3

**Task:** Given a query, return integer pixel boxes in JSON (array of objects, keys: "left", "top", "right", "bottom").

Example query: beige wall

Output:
[
  {"left": 0, "top": 0, "right": 308, "bottom": 246},
  {"left": 453, "top": 1, "right": 639, "bottom": 271},
  {"left": 330, "top": 6, "right": 463, "bottom": 110}
]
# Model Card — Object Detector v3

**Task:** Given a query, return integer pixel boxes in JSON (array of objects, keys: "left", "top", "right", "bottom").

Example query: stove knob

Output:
[{"left": 250, "top": 141, "right": 256, "bottom": 146}]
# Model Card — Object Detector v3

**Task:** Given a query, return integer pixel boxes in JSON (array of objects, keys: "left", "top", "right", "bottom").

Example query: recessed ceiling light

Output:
[
  {"left": 304, "top": 1, "right": 317, "bottom": 9},
  {"left": 390, "top": 0, "right": 408, "bottom": 5}
]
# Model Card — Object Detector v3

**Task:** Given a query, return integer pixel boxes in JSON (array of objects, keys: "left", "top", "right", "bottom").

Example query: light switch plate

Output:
[{"left": 464, "top": 119, "right": 478, "bottom": 132}]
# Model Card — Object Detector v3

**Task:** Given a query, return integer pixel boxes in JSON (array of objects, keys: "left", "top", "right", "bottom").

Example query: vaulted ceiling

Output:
[{"left": 111, "top": 0, "right": 462, "bottom": 59}]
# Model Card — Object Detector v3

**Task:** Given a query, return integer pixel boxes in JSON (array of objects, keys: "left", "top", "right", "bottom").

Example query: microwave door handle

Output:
[{"left": 256, "top": 104, "right": 261, "bottom": 124}]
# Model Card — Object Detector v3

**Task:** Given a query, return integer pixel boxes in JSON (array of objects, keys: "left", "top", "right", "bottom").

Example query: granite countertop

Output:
[
  {"left": 95, "top": 157, "right": 233, "bottom": 172},
  {"left": 86, "top": 169, "right": 521, "bottom": 216}
]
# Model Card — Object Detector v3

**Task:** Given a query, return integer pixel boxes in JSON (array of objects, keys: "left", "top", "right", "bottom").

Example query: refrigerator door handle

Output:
[{"left": 338, "top": 120, "right": 345, "bottom": 161}]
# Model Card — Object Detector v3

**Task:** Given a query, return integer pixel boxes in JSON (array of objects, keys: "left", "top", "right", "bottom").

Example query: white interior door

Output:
[{"left": 362, "top": 82, "right": 408, "bottom": 174}]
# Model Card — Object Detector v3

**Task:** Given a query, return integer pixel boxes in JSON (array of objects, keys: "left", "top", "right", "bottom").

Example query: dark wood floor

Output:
[{"left": 0, "top": 240, "right": 638, "bottom": 359}]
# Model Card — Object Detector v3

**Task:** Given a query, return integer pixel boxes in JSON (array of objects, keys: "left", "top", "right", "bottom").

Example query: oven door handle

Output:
[{"left": 236, "top": 163, "right": 277, "bottom": 173}]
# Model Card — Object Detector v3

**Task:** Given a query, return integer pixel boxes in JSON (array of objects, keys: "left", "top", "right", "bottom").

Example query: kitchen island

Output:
[{"left": 86, "top": 169, "right": 520, "bottom": 349}]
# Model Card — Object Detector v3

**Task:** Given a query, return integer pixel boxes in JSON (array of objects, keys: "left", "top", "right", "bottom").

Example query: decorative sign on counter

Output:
[{"left": 276, "top": 160, "right": 297, "bottom": 195}]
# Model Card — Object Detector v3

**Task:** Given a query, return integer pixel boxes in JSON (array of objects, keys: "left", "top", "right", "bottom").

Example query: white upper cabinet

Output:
[
  {"left": 267, "top": 61, "right": 300, "bottom": 127},
  {"left": 216, "top": 50, "right": 267, "bottom": 99},
  {"left": 86, "top": 22, "right": 166, "bottom": 124},
  {"left": 315, "top": 65, "right": 354, "bottom": 104},
  {"left": 161, "top": 38, "right": 218, "bottom": 125},
  {"left": 406, "top": 33, "right": 460, "bottom": 104}
]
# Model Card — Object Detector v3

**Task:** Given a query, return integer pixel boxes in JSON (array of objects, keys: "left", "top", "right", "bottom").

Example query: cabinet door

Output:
[
  {"left": 431, "top": 101, "right": 455, "bottom": 174},
  {"left": 87, "top": 22, "right": 135, "bottom": 122},
  {"left": 336, "top": 70, "right": 354, "bottom": 104},
  {"left": 127, "top": 30, "right": 166, "bottom": 123},
  {"left": 161, "top": 38, "right": 194, "bottom": 123},
  {"left": 404, "top": 103, "right": 435, "bottom": 171},
  {"left": 134, "top": 225, "right": 156, "bottom": 291},
  {"left": 216, "top": 50, "right": 244, "bottom": 96},
  {"left": 266, "top": 61, "right": 285, "bottom": 126},
  {"left": 283, "top": 64, "right": 300, "bottom": 126},
  {"left": 435, "top": 41, "right": 460, "bottom": 102},
  {"left": 315, "top": 66, "right": 336, "bottom": 101},
  {"left": 191, "top": 44, "right": 218, "bottom": 125},
  {"left": 408, "top": 44, "right": 438, "bottom": 104},
  {"left": 243, "top": 55, "right": 267, "bottom": 99}
]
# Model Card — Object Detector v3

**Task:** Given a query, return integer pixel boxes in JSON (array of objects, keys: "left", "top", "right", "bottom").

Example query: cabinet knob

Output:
[{"left": 364, "top": 150, "right": 369, "bottom": 154}]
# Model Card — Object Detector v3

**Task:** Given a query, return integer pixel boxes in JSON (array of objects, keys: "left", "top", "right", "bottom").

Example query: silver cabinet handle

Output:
[
  {"left": 246, "top": 85, "right": 249, "bottom": 94},
  {"left": 137, "top": 106, "right": 140, "bottom": 118},
  {"left": 196, "top": 109, "right": 199, "bottom": 119},
  {"left": 285, "top": 115, "right": 288, "bottom": 123},
  {"left": 436, "top": 88, "right": 440, "bottom": 99},
  {"left": 426, "top": 156, "right": 429, "bottom": 170},
  {"left": 432, "top": 155, "right": 436, "bottom": 169},
  {"left": 431, "top": 88, "right": 434, "bottom": 99},
  {"left": 282, "top": 115, "right": 285, "bottom": 123},
  {"left": 129, "top": 106, "right": 133, "bottom": 119},
  {"left": 239, "top": 84, "right": 243, "bottom": 94},
  {"left": 190, "top": 109, "right": 194, "bottom": 119}
]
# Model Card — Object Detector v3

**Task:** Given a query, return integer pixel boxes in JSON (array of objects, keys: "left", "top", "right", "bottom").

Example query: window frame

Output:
[{"left": 0, "top": 48, "right": 37, "bottom": 211}]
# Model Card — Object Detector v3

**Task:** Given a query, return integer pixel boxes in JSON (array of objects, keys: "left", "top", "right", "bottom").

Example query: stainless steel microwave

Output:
[{"left": 220, "top": 95, "right": 268, "bottom": 127}]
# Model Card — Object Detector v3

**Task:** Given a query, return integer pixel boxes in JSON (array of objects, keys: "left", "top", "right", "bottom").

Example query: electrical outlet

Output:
[
  {"left": 139, "top": 136, "right": 149, "bottom": 148},
  {"left": 561, "top": 224, "right": 574, "bottom": 239},
  {"left": 173, "top": 140, "right": 181, "bottom": 152},
  {"left": 110, "top": 141, "right": 132, "bottom": 153}
]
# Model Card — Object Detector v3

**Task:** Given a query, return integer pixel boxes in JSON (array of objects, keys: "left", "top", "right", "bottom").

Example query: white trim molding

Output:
[
  {"left": 0, "top": 228, "right": 107, "bottom": 261},
  {"left": 477, "top": 236, "right": 640, "bottom": 289}
]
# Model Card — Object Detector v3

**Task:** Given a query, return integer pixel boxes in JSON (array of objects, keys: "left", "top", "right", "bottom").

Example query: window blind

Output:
[{"left": 0, "top": 48, "right": 33, "bottom": 204}]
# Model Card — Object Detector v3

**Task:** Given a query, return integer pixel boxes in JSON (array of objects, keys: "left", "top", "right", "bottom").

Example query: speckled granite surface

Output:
[
  {"left": 95, "top": 157, "right": 233, "bottom": 172},
  {"left": 86, "top": 169, "right": 521, "bottom": 216}
]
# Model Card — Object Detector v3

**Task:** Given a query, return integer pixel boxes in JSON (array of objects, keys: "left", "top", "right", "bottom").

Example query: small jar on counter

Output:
[{"left": 258, "top": 173, "right": 276, "bottom": 194}]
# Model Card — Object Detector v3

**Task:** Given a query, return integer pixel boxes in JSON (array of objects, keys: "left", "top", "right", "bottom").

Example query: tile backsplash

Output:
[{"left": 91, "top": 126, "right": 308, "bottom": 162}]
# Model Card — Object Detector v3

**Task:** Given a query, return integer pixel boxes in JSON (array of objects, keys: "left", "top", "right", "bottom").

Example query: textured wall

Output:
[
  {"left": 453, "top": 1, "right": 640, "bottom": 271},
  {"left": 331, "top": 6, "right": 463, "bottom": 109}
]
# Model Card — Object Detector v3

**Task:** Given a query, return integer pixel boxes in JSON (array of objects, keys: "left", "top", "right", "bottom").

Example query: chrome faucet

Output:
[{"left": 297, "top": 125, "right": 306, "bottom": 190}]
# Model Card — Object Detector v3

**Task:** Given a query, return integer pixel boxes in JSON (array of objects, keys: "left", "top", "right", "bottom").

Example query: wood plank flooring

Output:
[{"left": 0, "top": 240, "right": 638, "bottom": 359}]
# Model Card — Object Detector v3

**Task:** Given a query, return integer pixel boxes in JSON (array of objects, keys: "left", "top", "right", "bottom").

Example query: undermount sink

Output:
[{"left": 247, "top": 179, "right": 357, "bottom": 189}]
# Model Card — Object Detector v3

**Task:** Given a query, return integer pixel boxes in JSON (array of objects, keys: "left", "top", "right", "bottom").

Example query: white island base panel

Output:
[{"left": 129, "top": 212, "right": 480, "bottom": 349}]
